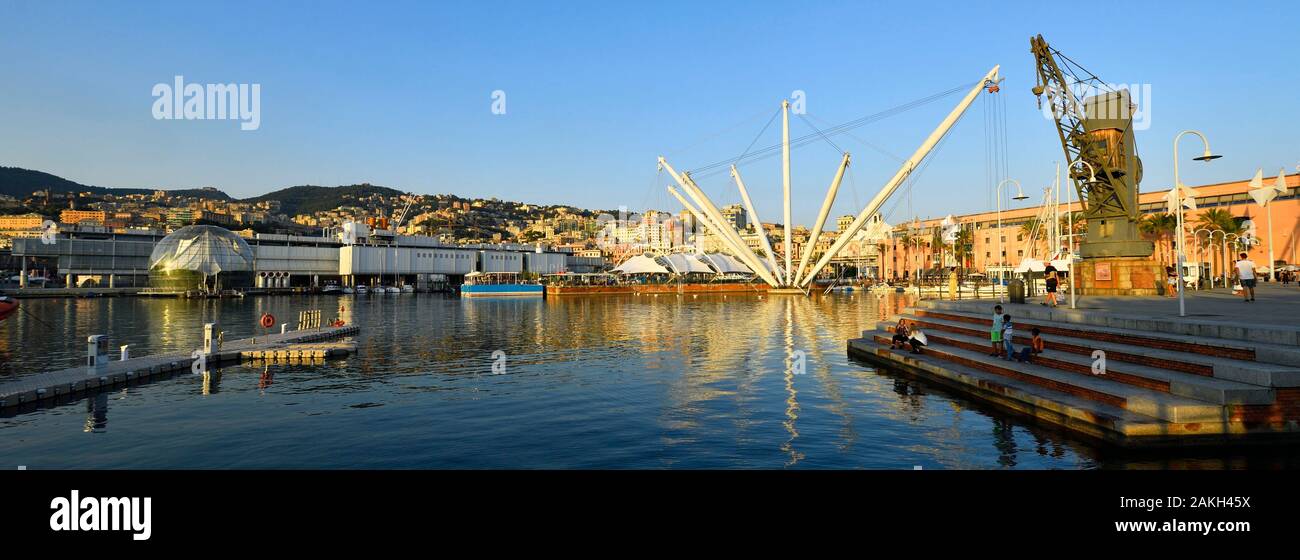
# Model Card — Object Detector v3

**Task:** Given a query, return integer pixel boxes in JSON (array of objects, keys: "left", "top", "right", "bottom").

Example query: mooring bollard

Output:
[
  {"left": 120, "top": 345, "right": 130, "bottom": 361},
  {"left": 281, "top": 323, "right": 288, "bottom": 334},
  {"left": 86, "top": 335, "right": 109, "bottom": 368},
  {"left": 203, "top": 322, "right": 219, "bottom": 355}
]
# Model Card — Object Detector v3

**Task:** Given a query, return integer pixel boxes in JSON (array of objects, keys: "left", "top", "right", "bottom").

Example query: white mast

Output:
[
  {"left": 799, "top": 65, "right": 1001, "bottom": 288},
  {"left": 668, "top": 185, "right": 779, "bottom": 287},
  {"left": 794, "top": 152, "right": 851, "bottom": 285},
  {"left": 731, "top": 165, "right": 784, "bottom": 284},
  {"left": 660, "top": 158, "right": 780, "bottom": 287},
  {"left": 781, "top": 99, "right": 793, "bottom": 283}
]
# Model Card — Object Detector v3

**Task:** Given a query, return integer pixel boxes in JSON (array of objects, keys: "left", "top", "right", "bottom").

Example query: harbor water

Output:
[{"left": 2, "top": 293, "right": 1298, "bottom": 469}]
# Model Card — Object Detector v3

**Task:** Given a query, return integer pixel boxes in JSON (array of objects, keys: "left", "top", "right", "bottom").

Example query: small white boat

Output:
[
  {"left": 385, "top": 286, "right": 400, "bottom": 294},
  {"left": 401, "top": 284, "right": 415, "bottom": 293},
  {"left": 322, "top": 283, "right": 343, "bottom": 294},
  {"left": 355, "top": 285, "right": 368, "bottom": 295},
  {"left": 342, "top": 286, "right": 354, "bottom": 294}
]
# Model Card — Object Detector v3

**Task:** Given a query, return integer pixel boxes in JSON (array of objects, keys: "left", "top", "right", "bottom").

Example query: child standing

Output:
[
  {"left": 989, "top": 304, "right": 1004, "bottom": 357},
  {"left": 1001, "top": 314, "right": 1015, "bottom": 360}
]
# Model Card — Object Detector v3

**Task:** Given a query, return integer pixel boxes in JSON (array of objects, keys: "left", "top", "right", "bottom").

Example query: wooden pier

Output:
[{"left": 0, "top": 324, "right": 359, "bottom": 412}]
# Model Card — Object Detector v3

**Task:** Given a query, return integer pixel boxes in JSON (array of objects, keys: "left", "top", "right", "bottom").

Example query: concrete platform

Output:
[{"left": 0, "top": 324, "right": 359, "bottom": 412}]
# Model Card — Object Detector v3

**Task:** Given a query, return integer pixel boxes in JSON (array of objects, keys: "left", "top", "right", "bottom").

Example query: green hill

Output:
[
  {"left": 0, "top": 166, "right": 231, "bottom": 200},
  {"left": 244, "top": 183, "right": 404, "bottom": 215}
]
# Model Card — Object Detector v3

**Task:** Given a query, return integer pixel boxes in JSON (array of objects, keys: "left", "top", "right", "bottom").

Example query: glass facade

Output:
[{"left": 148, "top": 225, "right": 254, "bottom": 291}]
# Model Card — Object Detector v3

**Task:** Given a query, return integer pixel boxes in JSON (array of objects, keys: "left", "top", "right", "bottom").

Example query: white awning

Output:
[
  {"left": 697, "top": 253, "right": 752, "bottom": 274},
  {"left": 1013, "top": 258, "right": 1072, "bottom": 273},
  {"left": 659, "top": 253, "right": 714, "bottom": 275},
  {"left": 612, "top": 254, "right": 670, "bottom": 274}
]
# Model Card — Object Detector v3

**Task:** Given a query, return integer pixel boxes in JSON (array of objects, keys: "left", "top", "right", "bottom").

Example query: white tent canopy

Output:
[
  {"left": 612, "top": 255, "right": 670, "bottom": 275},
  {"left": 698, "top": 253, "right": 753, "bottom": 275},
  {"left": 1013, "top": 258, "right": 1072, "bottom": 273},
  {"left": 659, "top": 253, "right": 715, "bottom": 275}
]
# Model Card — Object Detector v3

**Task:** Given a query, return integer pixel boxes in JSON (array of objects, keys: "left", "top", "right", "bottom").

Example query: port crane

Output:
[
  {"left": 391, "top": 194, "right": 415, "bottom": 232},
  {"left": 1030, "top": 34, "right": 1152, "bottom": 258}
]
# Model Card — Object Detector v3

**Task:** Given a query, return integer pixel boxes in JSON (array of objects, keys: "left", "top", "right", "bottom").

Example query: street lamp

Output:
[
  {"left": 1223, "top": 232, "right": 1240, "bottom": 287},
  {"left": 996, "top": 178, "right": 1028, "bottom": 303},
  {"left": 1192, "top": 227, "right": 1218, "bottom": 288},
  {"left": 1065, "top": 160, "right": 1098, "bottom": 309},
  {"left": 1172, "top": 130, "right": 1221, "bottom": 317}
]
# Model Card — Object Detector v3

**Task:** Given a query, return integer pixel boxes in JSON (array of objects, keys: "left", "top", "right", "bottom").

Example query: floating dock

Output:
[
  {"left": 848, "top": 298, "right": 1300, "bottom": 447},
  {"left": 0, "top": 324, "right": 359, "bottom": 412}
]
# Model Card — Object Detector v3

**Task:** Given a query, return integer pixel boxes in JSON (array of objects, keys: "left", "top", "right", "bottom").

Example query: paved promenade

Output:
[{"left": 1027, "top": 283, "right": 1300, "bottom": 330}]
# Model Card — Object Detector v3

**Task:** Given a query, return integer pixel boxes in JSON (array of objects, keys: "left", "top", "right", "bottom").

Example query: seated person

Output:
[
  {"left": 890, "top": 320, "right": 910, "bottom": 349},
  {"left": 1014, "top": 328, "right": 1045, "bottom": 363}
]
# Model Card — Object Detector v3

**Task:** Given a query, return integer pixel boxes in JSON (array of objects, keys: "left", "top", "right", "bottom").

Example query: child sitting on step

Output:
[{"left": 1014, "top": 327, "right": 1044, "bottom": 363}]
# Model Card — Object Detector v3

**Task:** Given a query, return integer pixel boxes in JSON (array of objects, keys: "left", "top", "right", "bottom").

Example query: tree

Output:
[
  {"left": 951, "top": 226, "right": 973, "bottom": 268},
  {"left": 1196, "top": 208, "right": 1241, "bottom": 235},
  {"left": 1138, "top": 213, "right": 1178, "bottom": 265},
  {"left": 1019, "top": 217, "right": 1046, "bottom": 259}
]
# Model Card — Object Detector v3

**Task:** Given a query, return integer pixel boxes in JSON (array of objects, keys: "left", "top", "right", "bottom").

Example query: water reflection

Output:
[
  {"left": 2, "top": 292, "right": 1298, "bottom": 469},
  {"left": 83, "top": 392, "right": 108, "bottom": 433}
]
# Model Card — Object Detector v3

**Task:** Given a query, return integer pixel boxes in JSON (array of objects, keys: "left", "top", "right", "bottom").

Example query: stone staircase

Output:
[{"left": 847, "top": 300, "right": 1300, "bottom": 446}]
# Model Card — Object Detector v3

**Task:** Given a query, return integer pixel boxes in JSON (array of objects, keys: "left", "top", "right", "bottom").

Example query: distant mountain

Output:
[
  {"left": 0, "top": 166, "right": 231, "bottom": 200},
  {"left": 244, "top": 183, "right": 405, "bottom": 216}
]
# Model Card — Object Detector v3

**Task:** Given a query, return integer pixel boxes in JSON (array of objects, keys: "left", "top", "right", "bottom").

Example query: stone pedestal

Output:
[{"left": 1073, "top": 257, "right": 1164, "bottom": 296}]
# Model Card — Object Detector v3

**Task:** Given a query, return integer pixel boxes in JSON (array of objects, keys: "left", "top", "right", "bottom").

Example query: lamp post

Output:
[
  {"left": 1223, "top": 233, "right": 1239, "bottom": 287},
  {"left": 996, "top": 178, "right": 1028, "bottom": 303},
  {"left": 1065, "top": 160, "right": 1098, "bottom": 309},
  {"left": 1172, "top": 130, "right": 1221, "bottom": 317}
]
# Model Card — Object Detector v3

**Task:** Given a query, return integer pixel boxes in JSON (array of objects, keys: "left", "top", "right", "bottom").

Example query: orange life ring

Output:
[{"left": 260, "top": 313, "right": 276, "bottom": 328}]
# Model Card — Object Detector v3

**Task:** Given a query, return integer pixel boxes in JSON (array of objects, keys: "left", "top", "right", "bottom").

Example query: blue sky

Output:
[{"left": 2, "top": 0, "right": 1297, "bottom": 226}]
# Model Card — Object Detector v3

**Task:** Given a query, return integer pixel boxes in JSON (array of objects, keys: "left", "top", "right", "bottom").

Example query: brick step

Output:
[
  {"left": 887, "top": 313, "right": 1300, "bottom": 388},
  {"left": 913, "top": 308, "right": 1258, "bottom": 360},
  {"left": 878, "top": 321, "right": 1274, "bottom": 406},
  {"left": 913, "top": 299, "right": 1300, "bottom": 367},
  {"left": 849, "top": 338, "right": 1249, "bottom": 440},
  {"left": 868, "top": 332, "right": 1225, "bottom": 423}
]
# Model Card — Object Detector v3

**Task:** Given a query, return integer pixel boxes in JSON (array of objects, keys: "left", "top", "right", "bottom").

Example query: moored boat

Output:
[
  {"left": 460, "top": 271, "right": 543, "bottom": 297},
  {"left": 0, "top": 296, "right": 16, "bottom": 323}
]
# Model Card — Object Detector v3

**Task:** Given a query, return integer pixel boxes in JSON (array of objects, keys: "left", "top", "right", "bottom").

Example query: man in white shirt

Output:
[{"left": 1235, "top": 252, "right": 1257, "bottom": 303}]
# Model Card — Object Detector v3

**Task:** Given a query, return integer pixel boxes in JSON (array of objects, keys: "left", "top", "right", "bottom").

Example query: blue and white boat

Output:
[{"left": 460, "top": 272, "right": 543, "bottom": 297}]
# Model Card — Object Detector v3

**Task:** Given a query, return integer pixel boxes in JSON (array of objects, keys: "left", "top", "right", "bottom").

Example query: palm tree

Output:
[
  {"left": 1193, "top": 209, "right": 1242, "bottom": 279},
  {"left": 952, "top": 226, "right": 973, "bottom": 268},
  {"left": 1196, "top": 208, "right": 1241, "bottom": 235},
  {"left": 1138, "top": 213, "right": 1178, "bottom": 265},
  {"left": 1019, "top": 217, "right": 1045, "bottom": 259},
  {"left": 1057, "top": 211, "right": 1085, "bottom": 255}
]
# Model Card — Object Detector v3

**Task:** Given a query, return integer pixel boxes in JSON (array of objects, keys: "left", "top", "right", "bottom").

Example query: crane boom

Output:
[{"left": 1029, "top": 34, "right": 1152, "bottom": 258}]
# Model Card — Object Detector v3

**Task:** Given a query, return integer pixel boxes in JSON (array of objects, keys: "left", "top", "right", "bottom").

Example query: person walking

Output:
[
  {"left": 1042, "top": 263, "right": 1059, "bottom": 307},
  {"left": 1236, "top": 252, "right": 1257, "bottom": 303}
]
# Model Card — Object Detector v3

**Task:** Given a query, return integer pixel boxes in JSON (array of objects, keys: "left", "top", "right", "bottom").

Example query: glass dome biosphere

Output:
[{"left": 148, "top": 225, "right": 255, "bottom": 292}]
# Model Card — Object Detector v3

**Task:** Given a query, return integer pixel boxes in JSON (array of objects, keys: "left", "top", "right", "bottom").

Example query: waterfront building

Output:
[
  {"left": 880, "top": 173, "right": 1300, "bottom": 279},
  {"left": 60, "top": 209, "right": 107, "bottom": 225},
  {"left": 148, "top": 225, "right": 256, "bottom": 292}
]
